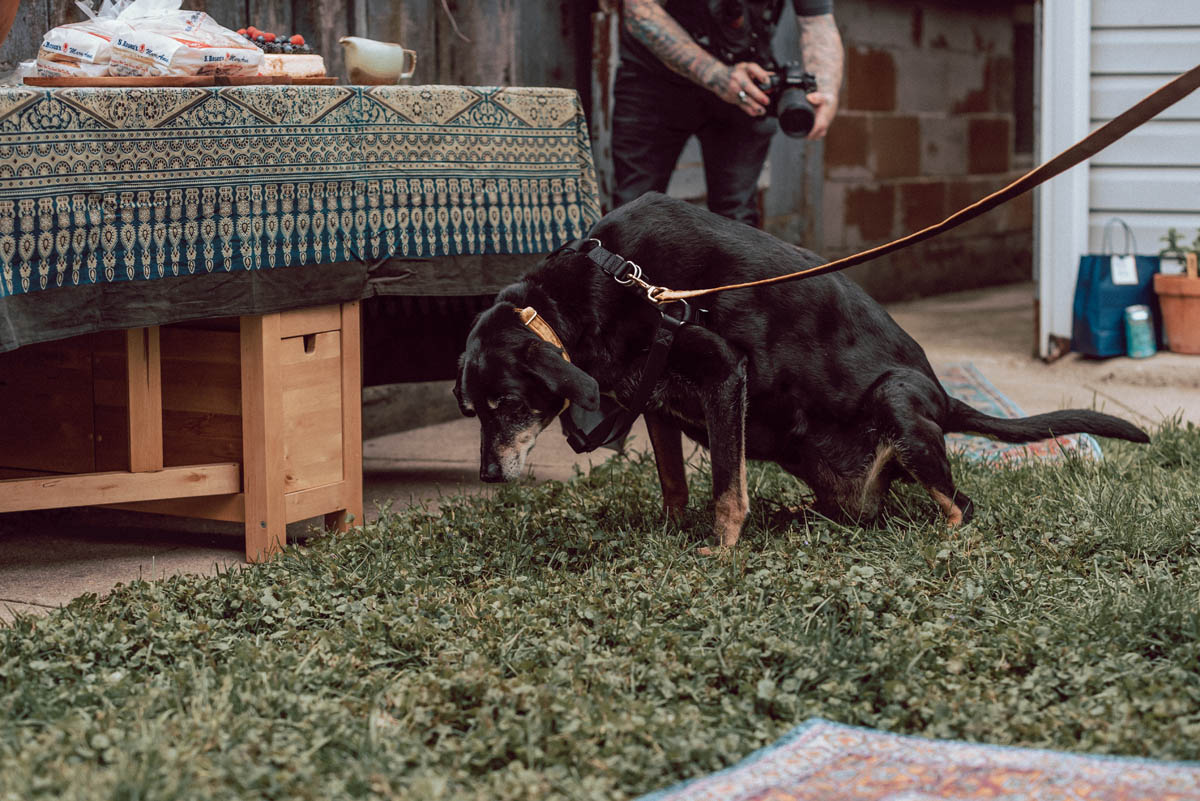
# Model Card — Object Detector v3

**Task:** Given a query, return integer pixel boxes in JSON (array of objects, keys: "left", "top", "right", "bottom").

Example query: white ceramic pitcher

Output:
[{"left": 339, "top": 36, "right": 417, "bottom": 84}]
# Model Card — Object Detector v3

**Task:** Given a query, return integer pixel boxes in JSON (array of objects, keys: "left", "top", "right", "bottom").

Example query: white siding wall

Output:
[
  {"left": 1037, "top": 1, "right": 1199, "bottom": 354},
  {"left": 1087, "top": 2, "right": 1200, "bottom": 254}
]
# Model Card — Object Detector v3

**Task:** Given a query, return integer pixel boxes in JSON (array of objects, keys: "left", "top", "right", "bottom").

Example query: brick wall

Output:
[{"left": 824, "top": 0, "right": 1033, "bottom": 302}]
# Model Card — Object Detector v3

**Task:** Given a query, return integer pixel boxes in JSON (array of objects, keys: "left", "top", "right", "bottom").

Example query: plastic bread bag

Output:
[
  {"left": 0, "top": 61, "right": 37, "bottom": 85},
  {"left": 110, "top": 0, "right": 262, "bottom": 76},
  {"left": 37, "top": 0, "right": 133, "bottom": 77}
]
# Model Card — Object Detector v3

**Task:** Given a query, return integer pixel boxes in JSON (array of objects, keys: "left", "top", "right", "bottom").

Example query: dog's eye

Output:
[{"left": 487, "top": 396, "right": 522, "bottom": 411}]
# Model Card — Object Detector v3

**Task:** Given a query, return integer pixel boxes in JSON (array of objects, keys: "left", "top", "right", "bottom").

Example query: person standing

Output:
[{"left": 612, "top": 0, "right": 844, "bottom": 227}]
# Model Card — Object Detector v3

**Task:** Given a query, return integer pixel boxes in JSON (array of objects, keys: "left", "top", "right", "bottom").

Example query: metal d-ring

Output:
[
  {"left": 582, "top": 238, "right": 671, "bottom": 305},
  {"left": 664, "top": 298, "right": 692, "bottom": 323},
  {"left": 613, "top": 258, "right": 644, "bottom": 286}
]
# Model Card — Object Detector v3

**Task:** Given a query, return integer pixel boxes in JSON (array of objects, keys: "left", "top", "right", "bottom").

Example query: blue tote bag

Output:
[{"left": 1070, "top": 218, "right": 1161, "bottom": 357}]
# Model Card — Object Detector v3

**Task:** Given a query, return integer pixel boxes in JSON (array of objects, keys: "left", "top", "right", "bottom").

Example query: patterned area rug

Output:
[
  {"left": 936, "top": 362, "right": 1102, "bottom": 464},
  {"left": 638, "top": 718, "right": 1200, "bottom": 801}
]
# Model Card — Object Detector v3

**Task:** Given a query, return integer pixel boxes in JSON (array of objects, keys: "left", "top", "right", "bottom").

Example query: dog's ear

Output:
[
  {"left": 452, "top": 354, "right": 476, "bottom": 417},
  {"left": 526, "top": 342, "right": 600, "bottom": 411}
]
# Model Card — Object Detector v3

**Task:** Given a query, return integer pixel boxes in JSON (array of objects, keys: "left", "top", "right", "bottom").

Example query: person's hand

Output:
[
  {"left": 805, "top": 90, "right": 838, "bottom": 139},
  {"left": 710, "top": 61, "right": 774, "bottom": 117}
]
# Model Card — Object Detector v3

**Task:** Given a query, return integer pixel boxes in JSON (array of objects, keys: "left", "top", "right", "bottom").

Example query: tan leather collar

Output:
[
  {"left": 517, "top": 306, "right": 570, "bottom": 362},
  {"left": 517, "top": 306, "right": 571, "bottom": 414}
]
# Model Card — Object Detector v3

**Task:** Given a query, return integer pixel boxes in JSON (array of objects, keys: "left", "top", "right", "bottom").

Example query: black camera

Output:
[{"left": 763, "top": 64, "right": 819, "bottom": 138}]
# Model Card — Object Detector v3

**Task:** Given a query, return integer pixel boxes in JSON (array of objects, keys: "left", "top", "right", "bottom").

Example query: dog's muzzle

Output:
[{"left": 480, "top": 426, "right": 540, "bottom": 482}]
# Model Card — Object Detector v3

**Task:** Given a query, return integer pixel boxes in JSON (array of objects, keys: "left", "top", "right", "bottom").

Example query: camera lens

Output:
[{"left": 776, "top": 88, "right": 815, "bottom": 138}]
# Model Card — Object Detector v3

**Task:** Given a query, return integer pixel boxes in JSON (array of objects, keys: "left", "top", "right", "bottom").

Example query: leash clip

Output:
[
  {"left": 614, "top": 260, "right": 672, "bottom": 306},
  {"left": 645, "top": 283, "right": 669, "bottom": 305},
  {"left": 612, "top": 257, "right": 644, "bottom": 287}
]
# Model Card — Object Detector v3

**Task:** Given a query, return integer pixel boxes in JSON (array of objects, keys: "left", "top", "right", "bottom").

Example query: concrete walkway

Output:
[{"left": 2, "top": 281, "right": 1197, "bottom": 623}]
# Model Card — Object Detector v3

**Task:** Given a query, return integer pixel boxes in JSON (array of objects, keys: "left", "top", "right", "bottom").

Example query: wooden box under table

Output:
[{"left": 0, "top": 303, "right": 363, "bottom": 562}]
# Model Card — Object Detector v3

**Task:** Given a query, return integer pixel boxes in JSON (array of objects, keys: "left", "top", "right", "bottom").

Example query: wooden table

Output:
[
  {"left": 0, "top": 83, "right": 600, "bottom": 560},
  {"left": 0, "top": 303, "right": 362, "bottom": 561}
]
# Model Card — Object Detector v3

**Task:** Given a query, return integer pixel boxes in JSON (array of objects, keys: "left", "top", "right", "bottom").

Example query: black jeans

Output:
[{"left": 611, "top": 65, "right": 777, "bottom": 227}]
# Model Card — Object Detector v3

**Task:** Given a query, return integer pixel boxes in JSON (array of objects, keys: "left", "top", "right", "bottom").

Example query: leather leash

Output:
[{"left": 649, "top": 63, "right": 1200, "bottom": 305}]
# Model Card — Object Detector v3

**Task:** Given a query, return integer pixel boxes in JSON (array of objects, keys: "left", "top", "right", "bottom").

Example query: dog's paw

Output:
[
  {"left": 696, "top": 543, "right": 738, "bottom": 558},
  {"left": 952, "top": 491, "right": 975, "bottom": 526}
]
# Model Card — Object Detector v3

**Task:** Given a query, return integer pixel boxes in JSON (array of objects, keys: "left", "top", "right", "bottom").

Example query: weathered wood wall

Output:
[{"left": 1, "top": 0, "right": 591, "bottom": 94}]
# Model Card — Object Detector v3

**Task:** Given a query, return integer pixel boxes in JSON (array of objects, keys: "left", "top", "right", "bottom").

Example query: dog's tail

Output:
[{"left": 945, "top": 398, "right": 1150, "bottom": 444}]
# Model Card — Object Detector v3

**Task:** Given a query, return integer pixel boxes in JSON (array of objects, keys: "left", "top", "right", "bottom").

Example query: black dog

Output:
[{"left": 454, "top": 193, "right": 1149, "bottom": 550}]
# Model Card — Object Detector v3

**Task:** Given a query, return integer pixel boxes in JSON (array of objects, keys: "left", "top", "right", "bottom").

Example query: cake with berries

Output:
[{"left": 239, "top": 28, "right": 326, "bottom": 78}]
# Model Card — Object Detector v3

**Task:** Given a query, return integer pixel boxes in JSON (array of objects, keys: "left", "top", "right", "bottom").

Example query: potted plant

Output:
[
  {"left": 1159, "top": 228, "right": 1188, "bottom": 275},
  {"left": 1153, "top": 227, "right": 1200, "bottom": 354}
]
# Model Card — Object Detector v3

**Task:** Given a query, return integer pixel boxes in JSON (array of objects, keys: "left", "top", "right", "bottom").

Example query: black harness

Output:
[{"left": 554, "top": 239, "right": 696, "bottom": 454}]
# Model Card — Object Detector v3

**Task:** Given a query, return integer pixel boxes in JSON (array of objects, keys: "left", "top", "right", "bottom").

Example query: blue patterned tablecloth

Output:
[{"left": 0, "top": 83, "right": 600, "bottom": 303}]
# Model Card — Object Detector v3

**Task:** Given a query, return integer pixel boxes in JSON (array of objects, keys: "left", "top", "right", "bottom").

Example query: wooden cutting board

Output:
[
  {"left": 23, "top": 75, "right": 339, "bottom": 88},
  {"left": 24, "top": 76, "right": 219, "bottom": 87}
]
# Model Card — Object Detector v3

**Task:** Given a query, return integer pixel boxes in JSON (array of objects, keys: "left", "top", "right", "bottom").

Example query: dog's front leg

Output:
[
  {"left": 644, "top": 412, "right": 688, "bottom": 520},
  {"left": 702, "top": 366, "right": 749, "bottom": 550},
  {"left": 665, "top": 328, "right": 750, "bottom": 552}
]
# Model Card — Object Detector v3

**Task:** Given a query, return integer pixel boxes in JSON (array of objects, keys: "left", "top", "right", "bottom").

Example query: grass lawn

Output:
[{"left": 2, "top": 421, "right": 1199, "bottom": 800}]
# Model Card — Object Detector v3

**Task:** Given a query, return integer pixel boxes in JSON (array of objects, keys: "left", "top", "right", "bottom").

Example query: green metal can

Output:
[{"left": 1124, "top": 304, "right": 1156, "bottom": 359}]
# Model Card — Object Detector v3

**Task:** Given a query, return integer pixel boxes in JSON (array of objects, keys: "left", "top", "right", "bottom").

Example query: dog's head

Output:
[{"left": 455, "top": 304, "right": 599, "bottom": 482}]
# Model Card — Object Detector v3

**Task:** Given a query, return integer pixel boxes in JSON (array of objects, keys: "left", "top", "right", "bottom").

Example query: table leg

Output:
[
  {"left": 324, "top": 301, "right": 363, "bottom": 533},
  {"left": 125, "top": 327, "right": 163, "bottom": 473},
  {"left": 240, "top": 313, "right": 286, "bottom": 562}
]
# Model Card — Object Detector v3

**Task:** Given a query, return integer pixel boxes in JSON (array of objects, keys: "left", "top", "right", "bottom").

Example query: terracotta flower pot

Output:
[
  {"left": 0, "top": 0, "right": 19, "bottom": 49},
  {"left": 1153, "top": 272, "right": 1200, "bottom": 354}
]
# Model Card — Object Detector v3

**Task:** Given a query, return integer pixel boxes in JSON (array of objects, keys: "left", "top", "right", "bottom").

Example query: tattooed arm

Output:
[
  {"left": 622, "top": 0, "right": 771, "bottom": 116},
  {"left": 797, "top": 12, "right": 844, "bottom": 139}
]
